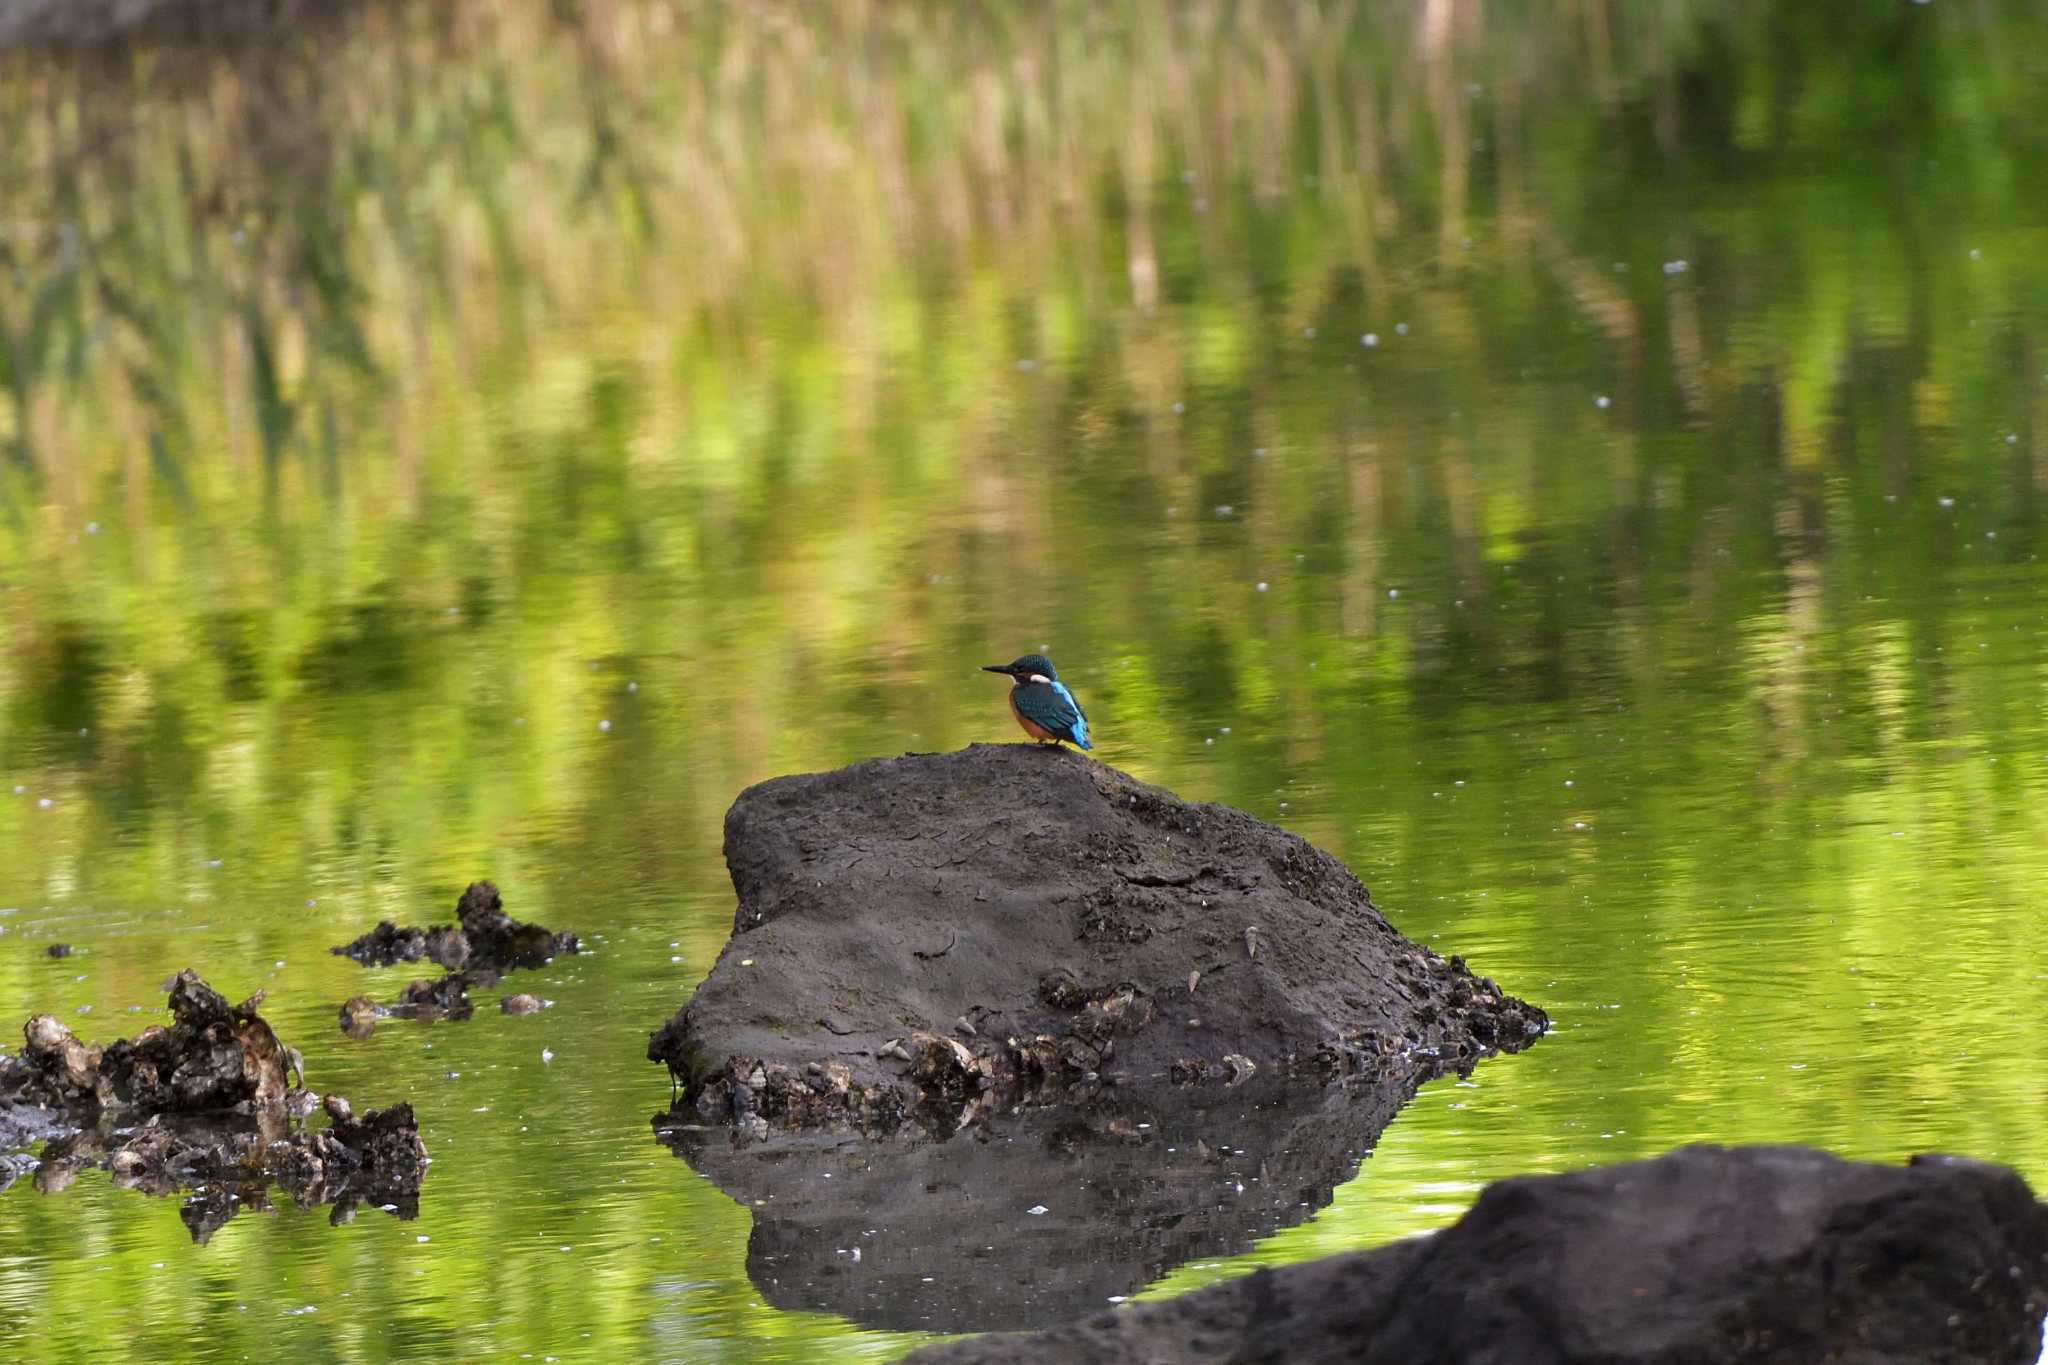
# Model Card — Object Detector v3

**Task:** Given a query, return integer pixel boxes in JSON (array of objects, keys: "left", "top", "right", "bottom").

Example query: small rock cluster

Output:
[
  {"left": 334, "top": 881, "right": 572, "bottom": 1034},
  {"left": 0, "top": 970, "right": 427, "bottom": 1238}
]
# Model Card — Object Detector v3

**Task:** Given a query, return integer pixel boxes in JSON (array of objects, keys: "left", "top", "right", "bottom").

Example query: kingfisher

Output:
[{"left": 982, "top": 654, "right": 1092, "bottom": 749}]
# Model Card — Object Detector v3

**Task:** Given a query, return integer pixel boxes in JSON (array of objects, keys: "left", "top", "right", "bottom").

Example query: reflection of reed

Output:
[{"left": 3, "top": 0, "right": 1722, "bottom": 509}]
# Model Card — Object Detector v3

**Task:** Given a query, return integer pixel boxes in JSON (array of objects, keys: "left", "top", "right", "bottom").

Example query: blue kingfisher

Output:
[{"left": 982, "top": 654, "right": 1092, "bottom": 749}]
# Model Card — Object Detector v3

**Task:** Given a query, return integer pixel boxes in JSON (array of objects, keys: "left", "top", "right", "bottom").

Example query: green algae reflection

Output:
[{"left": 2, "top": 1, "right": 2047, "bottom": 1360}]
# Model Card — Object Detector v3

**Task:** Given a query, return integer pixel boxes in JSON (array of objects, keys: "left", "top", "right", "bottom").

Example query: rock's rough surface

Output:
[
  {"left": 333, "top": 880, "right": 577, "bottom": 972},
  {"left": 7, "top": 971, "right": 293, "bottom": 1120},
  {"left": 332, "top": 881, "right": 574, "bottom": 1033},
  {"left": 649, "top": 745, "right": 1544, "bottom": 1132},
  {"left": 903, "top": 1145, "right": 2048, "bottom": 1365},
  {"left": 0, "top": 971, "right": 427, "bottom": 1236}
]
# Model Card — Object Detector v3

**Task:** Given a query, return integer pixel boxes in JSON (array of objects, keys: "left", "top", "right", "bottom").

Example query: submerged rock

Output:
[
  {"left": 332, "top": 880, "right": 577, "bottom": 971},
  {"left": 1, "top": 971, "right": 427, "bottom": 1237},
  {"left": 331, "top": 881, "right": 574, "bottom": 1033},
  {"left": 658, "top": 1070, "right": 1421, "bottom": 1334},
  {"left": 648, "top": 745, "right": 1545, "bottom": 1133},
  {"left": 903, "top": 1146, "right": 2048, "bottom": 1365}
]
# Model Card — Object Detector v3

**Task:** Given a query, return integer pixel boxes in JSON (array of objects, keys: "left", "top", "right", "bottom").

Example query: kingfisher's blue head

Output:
[{"left": 982, "top": 653, "right": 1057, "bottom": 684}]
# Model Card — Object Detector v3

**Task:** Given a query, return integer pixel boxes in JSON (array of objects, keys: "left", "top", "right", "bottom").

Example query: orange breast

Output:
[{"left": 1009, "top": 689, "right": 1058, "bottom": 742}]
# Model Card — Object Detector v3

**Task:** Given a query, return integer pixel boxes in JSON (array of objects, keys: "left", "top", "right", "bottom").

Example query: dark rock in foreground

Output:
[
  {"left": 904, "top": 1145, "right": 2048, "bottom": 1365},
  {"left": 333, "top": 880, "right": 577, "bottom": 972},
  {"left": 649, "top": 745, "right": 1544, "bottom": 1133},
  {"left": 657, "top": 1071, "right": 1419, "bottom": 1334},
  {"left": 0, "top": 971, "right": 428, "bottom": 1237}
]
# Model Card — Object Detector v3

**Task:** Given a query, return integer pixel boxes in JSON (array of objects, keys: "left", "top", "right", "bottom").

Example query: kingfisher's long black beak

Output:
[{"left": 981, "top": 664, "right": 1014, "bottom": 676}]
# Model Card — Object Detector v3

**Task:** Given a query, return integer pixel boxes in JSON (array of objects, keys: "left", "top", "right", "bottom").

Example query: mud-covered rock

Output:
[
  {"left": 332, "top": 882, "right": 573, "bottom": 1032},
  {"left": 8, "top": 971, "right": 292, "bottom": 1120},
  {"left": 658, "top": 1069, "right": 1426, "bottom": 1333},
  {"left": 903, "top": 1145, "right": 2048, "bottom": 1365},
  {"left": 332, "top": 881, "right": 577, "bottom": 972},
  {"left": 1, "top": 972, "right": 427, "bottom": 1238},
  {"left": 648, "top": 746, "right": 1545, "bottom": 1133},
  {"left": 336, "top": 969, "right": 506, "bottom": 1037}
]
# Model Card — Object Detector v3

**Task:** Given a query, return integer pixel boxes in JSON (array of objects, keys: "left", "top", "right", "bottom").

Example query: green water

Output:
[{"left": 2, "top": 0, "right": 2047, "bottom": 1358}]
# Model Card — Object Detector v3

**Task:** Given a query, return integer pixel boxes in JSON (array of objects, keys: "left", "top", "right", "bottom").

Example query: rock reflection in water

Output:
[{"left": 655, "top": 1070, "right": 1436, "bottom": 1334}]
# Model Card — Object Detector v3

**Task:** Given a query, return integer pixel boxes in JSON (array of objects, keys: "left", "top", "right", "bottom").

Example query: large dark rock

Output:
[
  {"left": 656, "top": 1071, "right": 1419, "bottom": 1334},
  {"left": 904, "top": 1145, "right": 2048, "bottom": 1365},
  {"left": 648, "top": 745, "right": 1545, "bottom": 1133}
]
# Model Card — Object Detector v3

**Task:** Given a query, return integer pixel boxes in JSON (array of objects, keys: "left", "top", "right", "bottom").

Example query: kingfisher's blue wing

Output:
[{"left": 1017, "top": 680, "right": 1091, "bottom": 748}]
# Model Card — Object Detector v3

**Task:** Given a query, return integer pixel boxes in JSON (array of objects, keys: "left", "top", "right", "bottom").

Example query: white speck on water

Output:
[
  {"left": 1215, "top": 504, "right": 1234, "bottom": 518},
  {"left": 1220, "top": 727, "right": 1231, "bottom": 734},
  {"left": 76, "top": 1005, "right": 90, "bottom": 1015},
  {"left": 37, "top": 798, "right": 52, "bottom": 810},
  {"left": 560, "top": 1245, "right": 572, "bottom": 1252},
  {"left": 598, "top": 719, "right": 611, "bottom": 732},
  {"left": 1564, "top": 780, "right": 1574, "bottom": 788},
  {"left": 1662, "top": 259, "right": 1689, "bottom": 275},
  {"left": 1109, "top": 1295, "right": 1128, "bottom": 1303},
  {"left": 274, "top": 960, "right": 284, "bottom": 969},
  {"left": 416, "top": 1236, "right": 430, "bottom": 1243},
  {"left": 1455, "top": 780, "right": 1465, "bottom": 786},
  {"left": 1204, "top": 737, "right": 1214, "bottom": 745},
  {"left": 307, "top": 900, "right": 317, "bottom": 908},
  {"left": 1594, "top": 395, "right": 1611, "bottom": 409},
  {"left": 514, "top": 717, "right": 525, "bottom": 726},
  {"left": 1015, "top": 358, "right": 1037, "bottom": 372},
  {"left": 1938, "top": 496, "right": 1955, "bottom": 508},
  {"left": 1171, "top": 402, "right": 1185, "bottom": 414},
  {"left": 1388, "top": 588, "right": 1399, "bottom": 599},
  {"left": 86, "top": 522, "right": 99, "bottom": 534},
  {"left": 1574, "top": 822, "right": 1588, "bottom": 830},
  {"left": 1968, "top": 245, "right": 1980, "bottom": 257},
  {"left": 740, "top": 958, "right": 754, "bottom": 966},
  {"left": 670, "top": 955, "right": 682, "bottom": 964},
  {"left": 541, "top": 1048, "right": 554, "bottom": 1064},
  {"left": 11, "top": 786, "right": 22, "bottom": 794},
  {"left": 207, "top": 858, "right": 222, "bottom": 868},
  {"left": 627, "top": 681, "right": 638, "bottom": 693},
  {"left": 1256, "top": 581, "right": 1268, "bottom": 592},
  {"left": 1361, "top": 333, "right": 1379, "bottom": 347},
  {"left": 1026, "top": 1205, "right": 1049, "bottom": 1216},
  {"left": 1394, "top": 322, "right": 1409, "bottom": 336},
  {"left": 77, "top": 728, "right": 88, "bottom": 737},
  {"left": 1302, "top": 326, "right": 1317, "bottom": 339}
]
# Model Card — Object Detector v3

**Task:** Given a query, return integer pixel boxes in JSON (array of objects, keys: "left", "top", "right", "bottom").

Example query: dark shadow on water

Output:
[{"left": 654, "top": 1070, "right": 1443, "bottom": 1335}]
